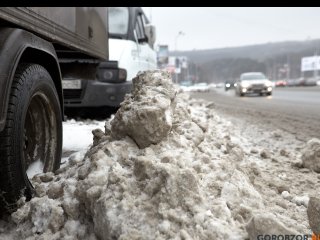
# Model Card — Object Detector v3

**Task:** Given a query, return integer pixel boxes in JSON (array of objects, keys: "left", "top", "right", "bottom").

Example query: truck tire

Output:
[{"left": 0, "top": 63, "right": 62, "bottom": 214}]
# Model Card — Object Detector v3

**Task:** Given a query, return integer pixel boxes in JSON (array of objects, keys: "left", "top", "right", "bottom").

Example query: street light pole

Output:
[
  {"left": 314, "top": 47, "right": 318, "bottom": 79},
  {"left": 286, "top": 54, "right": 290, "bottom": 81},
  {"left": 174, "top": 31, "right": 185, "bottom": 84}
]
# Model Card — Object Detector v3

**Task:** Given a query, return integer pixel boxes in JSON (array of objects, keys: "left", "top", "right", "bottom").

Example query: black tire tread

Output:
[
  {"left": 0, "top": 63, "right": 59, "bottom": 214},
  {"left": 0, "top": 64, "right": 36, "bottom": 213}
]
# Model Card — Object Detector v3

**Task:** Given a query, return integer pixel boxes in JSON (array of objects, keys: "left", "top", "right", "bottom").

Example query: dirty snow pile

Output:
[{"left": 0, "top": 70, "right": 319, "bottom": 239}]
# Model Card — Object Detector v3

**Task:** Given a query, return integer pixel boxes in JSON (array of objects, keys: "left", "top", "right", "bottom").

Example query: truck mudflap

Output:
[{"left": 0, "top": 28, "right": 62, "bottom": 132}]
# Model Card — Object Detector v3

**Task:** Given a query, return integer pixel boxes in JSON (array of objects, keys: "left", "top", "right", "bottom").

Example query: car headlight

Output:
[
  {"left": 98, "top": 68, "right": 127, "bottom": 83},
  {"left": 226, "top": 83, "right": 231, "bottom": 87},
  {"left": 99, "top": 69, "right": 116, "bottom": 82},
  {"left": 241, "top": 82, "right": 250, "bottom": 88}
]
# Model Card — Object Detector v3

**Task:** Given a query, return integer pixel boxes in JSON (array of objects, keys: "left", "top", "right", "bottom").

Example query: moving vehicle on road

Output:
[
  {"left": 225, "top": 79, "right": 236, "bottom": 91},
  {"left": 304, "top": 77, "right": 319, "bottom": 86},
  {"left": 189, "top": 82, "right": 209, "bottom": 92},
  {"left": 235, "top": 72, "right": 273, "bottom": 97},
  {"left": 0, "top": 7, "right": 109, "bottom": 213},
  {"left": 273, "top": 79, "right": 287, "bottom": 87}
]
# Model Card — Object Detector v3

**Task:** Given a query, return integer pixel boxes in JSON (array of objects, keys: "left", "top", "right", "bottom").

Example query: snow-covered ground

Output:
[
  {"left": 0, "top": 70, "right": 318, "bottom": 239},
  {"left": 61, "top": 119, "right": 106, "bottom": 165}
]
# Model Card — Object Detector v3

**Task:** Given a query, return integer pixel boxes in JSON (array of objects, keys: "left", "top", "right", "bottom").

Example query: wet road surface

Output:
[{"left": 191, "top": 86, "right": 320, "bottom": 141}]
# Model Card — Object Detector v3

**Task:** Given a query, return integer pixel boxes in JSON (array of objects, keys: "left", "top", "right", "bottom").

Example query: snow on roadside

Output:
[
  {"left": 0, "top": 70, "right": 318, "bottom": 239},
  {"left": 63, "top": 119, "right": 105, "bottom": 152},
  {"left": 61, "top": 119, "right": 106, "bottom": 165}
]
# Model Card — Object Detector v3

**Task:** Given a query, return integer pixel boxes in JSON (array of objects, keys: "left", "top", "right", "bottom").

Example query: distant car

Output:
[
  {"left": 274, "top": 79, "right": 287, "bottom": 87},
  {"left": 225, "top": 80, "right": 236, "bottom": 91},
  {"left": 296, "top": 77, "right": 306, "bottom": 86},
  {"left": 190, "top": 82, "right": 209, "bottom": 92},
  {"left": 286, "top": 79, "right": 298, "bottom": 87},
  {"left": 304, "top": 77, "right": 318, "bottom": 86},
  {"left": 180, "top": 80, "right": 192, "bottom": 87},
  {"left": 179, "top": 80, "right": 193, "bottom": 92},
  {"left": 235, "top": 72, "right": 273, "bottom": 96}
]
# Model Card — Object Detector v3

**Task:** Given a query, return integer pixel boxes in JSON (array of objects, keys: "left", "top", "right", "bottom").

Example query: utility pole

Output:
[
  {"left": 286, "top": 54, "right": 290, "bottom": 81},
  {"left": 185, "top": 58, "right": 189, "bottom": 83},
  {"left": 195, "top": 64, "right": 198, "bottom": 83},
  {"left": 314, "top": 46, "right": 318, "bottom": 79},
  {"left": 272, "top": 57, "right": 276, "bottom": 80},
  {"left": 174, "top": 31, "right": 185, "bottom": 84}
]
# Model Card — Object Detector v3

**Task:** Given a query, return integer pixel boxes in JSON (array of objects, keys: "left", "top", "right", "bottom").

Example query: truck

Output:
[
  {"left": 63, "top": 7, "right": 156, "bottom": 116},
  {"left": 0, "top": 7, "right": 109, "bottom": 213}
]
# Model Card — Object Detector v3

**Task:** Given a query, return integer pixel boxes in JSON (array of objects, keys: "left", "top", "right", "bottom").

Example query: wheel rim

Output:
[{"left": 24, "top": 92, "right": 58, "bottom": 180}]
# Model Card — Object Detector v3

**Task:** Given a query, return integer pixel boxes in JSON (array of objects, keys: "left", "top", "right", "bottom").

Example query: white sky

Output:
[{"left": 142, "top": 7, "right": 320, "bottom": 51}]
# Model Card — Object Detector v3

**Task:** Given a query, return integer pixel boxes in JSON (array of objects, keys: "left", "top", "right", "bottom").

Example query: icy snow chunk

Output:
[
  {"left": 158, "top": 220, "right": 171, "bottom": 233},
  {"left": 225, "top": 140, "right": 245, "bottom": 161},
  {"left": 111, "top": 70, "right": 177, "bottom": 148},
  {"left": 301, "top": 138, "right": 320, "bottom": 172},
  {"left": 260, "top": 149, "right": 271, "bottom": 159},
  {"left": 246, "top": 212, "right": 298, "bottom": 239},
  {"left": 63, "top": 220, "right": 88, "bottom": 239},
  {"left": 62, "top": 198, "right": 80, "bottom": 219},
  {"left": 92, "top": 128, "right": 107, "bottom": 146},
  {"left": 307, "top": 196, "right": 320, "bottom": 235},
  {"left": 30, "top": 197, "right": 65, "bottom": 234},
  {"left": 174, "top": 120, "right": 204, "bottom": 146},
  {"left": 292, "top": 195, "right": 309, "bottom": 207},
  {"left": 281, "top": 191, "right": 292, "bottom": 200},
  {"left": 39, "top": 172, "right": 54, "bottom": 183},
  {"left": 11, "top": 204, "right": 31, "bottom": 225},
  {"left": 221, "top": 170, "right": 264, "bottom": 210},
  {"left": 47, "top": 182, "right": 64, "bottom": 199}
]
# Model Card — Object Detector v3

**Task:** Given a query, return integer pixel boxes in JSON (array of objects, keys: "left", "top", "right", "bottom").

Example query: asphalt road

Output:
[{"left": 191, "top": 86, "right": 320, "bottom": 141}]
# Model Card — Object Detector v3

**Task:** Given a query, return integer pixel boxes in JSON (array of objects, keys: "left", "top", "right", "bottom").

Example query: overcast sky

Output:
[{"left": 142, "top": 7, "right": 320, "bottom": 51}]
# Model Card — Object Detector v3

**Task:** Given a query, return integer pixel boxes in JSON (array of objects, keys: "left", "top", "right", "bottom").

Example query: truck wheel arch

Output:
[
  {"left": 0, "top": 28, "right": 63, "bottom": 132},
  {"left": 19, "top": 47, "right": 63, "bottom": 116}
]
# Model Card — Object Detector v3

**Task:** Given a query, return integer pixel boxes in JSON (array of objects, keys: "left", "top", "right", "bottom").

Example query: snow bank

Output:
[{"left": 3, "top": 70, "right": 306, "bottom": 239}]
